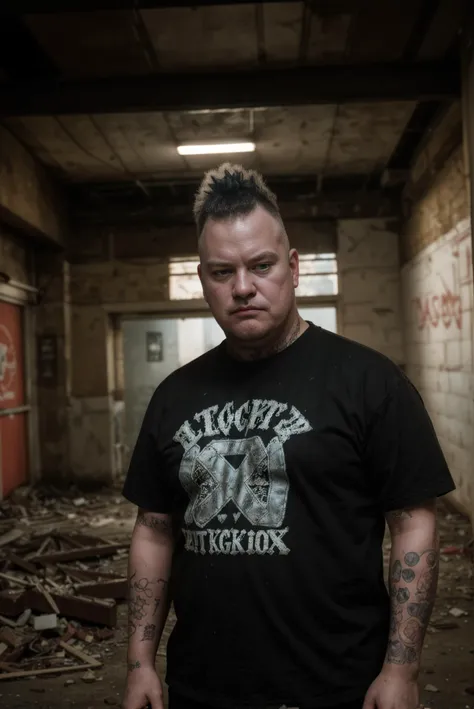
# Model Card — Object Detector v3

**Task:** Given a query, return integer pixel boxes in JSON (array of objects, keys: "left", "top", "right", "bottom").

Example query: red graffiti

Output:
[{"left": 413, "top": 287, "right": 462, "bottom": 330}]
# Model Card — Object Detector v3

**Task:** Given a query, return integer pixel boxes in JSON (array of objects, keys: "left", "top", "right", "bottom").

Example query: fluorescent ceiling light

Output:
[{"left": 177, "top": 142, "right": 255, "bottom": 156}]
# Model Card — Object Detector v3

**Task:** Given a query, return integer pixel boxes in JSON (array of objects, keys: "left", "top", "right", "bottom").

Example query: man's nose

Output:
[{"left": 233, "top": 270, "right": 256, "bottom": 299}]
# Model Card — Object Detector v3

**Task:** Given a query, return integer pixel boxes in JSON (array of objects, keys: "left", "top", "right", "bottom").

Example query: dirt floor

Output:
[{"left": 0, "top": 482, "right": 472, "bottom": 709}]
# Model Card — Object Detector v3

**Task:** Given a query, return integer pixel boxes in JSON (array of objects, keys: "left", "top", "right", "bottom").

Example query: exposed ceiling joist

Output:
[
  {"left": 4, "top": 0, "right": 355, "bottom": 13},
  {"left": 0, "top": 62, "right": 459, "bottom": 117},
  {"left": 0, "top": 14, "right": 58, "bottom": 80},
  {"left": 72, "top": 191, "right": 401, "bottom": 223}
]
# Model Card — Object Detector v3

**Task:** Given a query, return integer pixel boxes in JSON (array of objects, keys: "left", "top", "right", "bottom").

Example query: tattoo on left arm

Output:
[
  {"left": 142, "top": 624, "right": 157, "bottom": 641},
  {"left": 386, "top": 547, "right": 439, "bottom": 667},
  {"left": 127, "top": 571, "right": 168, "bottom": 641}
]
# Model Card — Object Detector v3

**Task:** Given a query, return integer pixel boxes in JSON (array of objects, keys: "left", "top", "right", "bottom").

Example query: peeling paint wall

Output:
[
  {"left": 68, "top": 395, "right": 114, "bottom": 487},
  {"left": 402, "top": 134, "right": 473, "bottom": 520},
  {"left": 338, "top": 218, "right": 404, "bottom": 365}
]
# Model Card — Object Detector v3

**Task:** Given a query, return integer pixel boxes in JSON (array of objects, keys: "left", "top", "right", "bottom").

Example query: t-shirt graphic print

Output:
[{"left": 173, "top": 398, "right": 312, "bottom": 557}]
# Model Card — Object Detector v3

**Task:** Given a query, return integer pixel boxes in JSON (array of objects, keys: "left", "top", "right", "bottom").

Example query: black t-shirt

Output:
[{"left": 123, "top": 323, "right": 455, "bottom": 709}]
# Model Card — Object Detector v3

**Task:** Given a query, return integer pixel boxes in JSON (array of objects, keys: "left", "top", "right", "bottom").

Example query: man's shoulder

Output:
[
  {"left": 311, "top": 326, "right": 400, "bottom": 373},
  {"left": 307, "top": 326, "right": 405, "bottom": 408}
]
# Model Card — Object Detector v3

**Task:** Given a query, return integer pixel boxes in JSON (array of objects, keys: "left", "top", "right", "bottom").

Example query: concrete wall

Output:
[
  {"left": 0, "top": 227, "right": 31, "bottom": 284},
  {"left": 401, "top": 116, "right": 473, "bottom": 518},
  {"left": 338, "top": 218, "right": 404, "bottom": 365},
  {"left": 0, "top": 125, "right": 67, "bottom": 247}
]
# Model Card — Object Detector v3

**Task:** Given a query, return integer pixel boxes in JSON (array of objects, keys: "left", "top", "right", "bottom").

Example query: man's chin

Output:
[{"left": 227, "top": 321, "right": 270, "bottom": 342}]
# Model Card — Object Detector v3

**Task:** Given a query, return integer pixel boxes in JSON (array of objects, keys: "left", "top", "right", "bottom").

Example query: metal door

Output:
[{"left": 0, "top": 302, "right": 28, "bottom": 498}]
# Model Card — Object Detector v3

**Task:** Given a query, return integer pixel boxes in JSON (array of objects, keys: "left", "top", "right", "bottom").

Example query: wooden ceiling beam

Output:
[
  {"left": 4, "top": 1, "right": 356, "bottom": 14},
  {"left": 0, "top": 61, "right": 460, "bottom": 117}
]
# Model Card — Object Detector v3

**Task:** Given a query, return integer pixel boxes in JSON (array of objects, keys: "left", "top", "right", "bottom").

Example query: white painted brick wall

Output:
[
  {"left": 338, "top": 219, "right": 404, "bottom": 364},
  {"left": 401, "top": 217, "right": 473, "bottom": 516}
]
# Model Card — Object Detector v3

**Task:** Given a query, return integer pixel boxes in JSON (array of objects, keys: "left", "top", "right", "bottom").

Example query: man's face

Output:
[{"left": 198, "top": 205, "right": 299, "bottom": 343}]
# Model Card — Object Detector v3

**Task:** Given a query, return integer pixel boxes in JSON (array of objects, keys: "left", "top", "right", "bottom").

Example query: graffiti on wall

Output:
[
  {"left": 412, "top": 221, "right": 472, "bottom": 331},
  {"left": 0, "top": 324, "right": 17, "bottom": 403}
]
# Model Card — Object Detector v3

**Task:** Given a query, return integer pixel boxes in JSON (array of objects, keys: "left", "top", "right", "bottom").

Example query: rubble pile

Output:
[{"left": 0, "top": 484, "right": 130, "bottom": 681}]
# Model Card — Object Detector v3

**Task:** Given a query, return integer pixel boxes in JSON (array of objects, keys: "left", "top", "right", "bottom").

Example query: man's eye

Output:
[
  {"left": 213, "top": 269, "right": 231, "bottom": 277},
  {"left": 254, "top": 263, "right": 270, "bottom": 272}
]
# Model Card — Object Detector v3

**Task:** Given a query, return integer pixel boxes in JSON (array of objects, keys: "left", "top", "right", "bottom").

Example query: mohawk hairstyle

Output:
[{"left": 193, "top": 163, "right": 281, "bottom": 235}]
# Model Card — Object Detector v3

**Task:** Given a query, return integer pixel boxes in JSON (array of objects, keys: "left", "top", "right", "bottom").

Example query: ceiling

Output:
[
  {"left": 0, "top": 0, "right": 467, "bottom": 222},
  {"left": 3, "top": 103, "right": 415, "bottom": 182}
]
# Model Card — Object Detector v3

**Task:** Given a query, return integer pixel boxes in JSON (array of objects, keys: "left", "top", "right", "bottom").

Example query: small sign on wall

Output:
[
  {"left": 146, "top": 331, "right": 163, "bottom": 362},
  {"left": 37, "top": 334, "right": 58, "bottom": 385}
]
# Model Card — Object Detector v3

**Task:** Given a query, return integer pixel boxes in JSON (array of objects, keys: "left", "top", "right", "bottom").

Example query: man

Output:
[{"left": 122, "top": 163, "right": 455, "bottom": 709}]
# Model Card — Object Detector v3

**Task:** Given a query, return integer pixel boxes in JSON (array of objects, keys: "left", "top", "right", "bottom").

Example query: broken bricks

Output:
[{"left": 33, "top": 614, "right": 58, "bottom": 632}]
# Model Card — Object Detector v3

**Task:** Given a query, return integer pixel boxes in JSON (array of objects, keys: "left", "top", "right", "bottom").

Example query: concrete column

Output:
[
  {"left": 338, "top": 218, "right": 404, "bottom": 366},
  {"left": 35, "top": 254, "right": 72, "bottom": 483},
  {"left": 69, "top": 304, "right": 115, "bottom": 486}
]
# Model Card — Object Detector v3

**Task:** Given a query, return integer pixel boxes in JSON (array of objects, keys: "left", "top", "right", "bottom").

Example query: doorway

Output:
[{"left": 0, "top": 301, "right": 28, "bottom": 498}]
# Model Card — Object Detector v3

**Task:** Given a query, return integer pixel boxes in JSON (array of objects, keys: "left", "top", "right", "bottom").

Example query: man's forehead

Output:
[{"left": 205, "top": 248, "right": 280, "bottom": 266}]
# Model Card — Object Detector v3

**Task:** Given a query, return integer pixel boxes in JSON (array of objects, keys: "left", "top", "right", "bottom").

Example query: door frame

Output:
[
  {"left": 108, "top": 293, "right": 339, "bottom": 320},
  {"left": 0, "top": 279, "right": 39, "bottom": 499}
]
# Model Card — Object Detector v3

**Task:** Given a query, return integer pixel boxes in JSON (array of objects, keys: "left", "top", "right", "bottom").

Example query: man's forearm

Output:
[
  {"left": 384, "top": 506, "right": 439, "bottom": 677},
  {"left": 127, "top": 511, "right": 174, "bottom": 672}
]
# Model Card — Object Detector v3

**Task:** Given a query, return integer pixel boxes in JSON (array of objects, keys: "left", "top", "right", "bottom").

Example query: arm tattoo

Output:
[
  {"left": 386, "top": 508, "right": 413, "bottom": 535},
  {"left": 142, "top": 624, "right": 157, "bottom": 641},
  {"left": 388, "top": 509, "right": 413, "bottom": 521},
  {"left": 127, "top": 661, "right": 141, "bottom": 672},
  {"left": 127, "top": 571, "right": 169, "bottom": 640},
  {"left": 136, "top": 511, "right": 173, "bottom": 537},
  {"left": 386, "top": 547, "right": 439, "bottom": 667}
]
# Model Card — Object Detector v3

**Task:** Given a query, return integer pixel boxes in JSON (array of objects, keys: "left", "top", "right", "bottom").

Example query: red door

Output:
[{"left": 0, "top": 302, "right": 28, "bottom": 498}]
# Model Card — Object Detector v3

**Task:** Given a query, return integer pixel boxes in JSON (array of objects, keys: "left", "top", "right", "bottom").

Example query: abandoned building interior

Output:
[{"left": 0, "top": 1, "right": 473, "bottom": 708}]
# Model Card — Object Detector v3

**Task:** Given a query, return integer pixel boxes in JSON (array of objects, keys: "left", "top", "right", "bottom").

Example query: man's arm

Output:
[
  {"left": 384, "top": 500, "right": 439, "bottom": 675},
  {"left": 363, "top": 499, "right": 439, "bottom": 709},
  {"left": 123, "top": 509, "right": 174, "bottom": 709}
]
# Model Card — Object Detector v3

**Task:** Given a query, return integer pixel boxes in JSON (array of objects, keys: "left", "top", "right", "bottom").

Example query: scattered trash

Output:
[
  {"left": 430, "top": 621, "right": 459, "bottom": 630},
  {"left": 81, "top": 669, "right": 96, "bottom": 683},
  {"left": 424, "top": 684, "right": 439, "bottom": 693},
  {"left": 0, "top": 483, "right": 129, "bottom": 681},
  {"left": 33, "top": 614, "right": 58, "bottom": 631},
  {"left": 449, "top": 607, "right": 469, "bottom": 618}
]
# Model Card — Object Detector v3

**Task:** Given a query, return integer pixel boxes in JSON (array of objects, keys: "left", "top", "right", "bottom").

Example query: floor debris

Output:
[
  {"left": 0, "top": 484, "right": 129, "bottom": 681},
  {"left": 0, "top": 484, "right": 472, "bottom": 709}
]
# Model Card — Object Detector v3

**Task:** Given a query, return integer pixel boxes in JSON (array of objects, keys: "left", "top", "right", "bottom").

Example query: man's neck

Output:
[{"left": 226, "top": 314, "right": 307, "bottom": 362}]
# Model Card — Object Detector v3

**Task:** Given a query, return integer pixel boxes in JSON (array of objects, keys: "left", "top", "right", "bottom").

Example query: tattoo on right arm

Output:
[{"left": 127, "top": 660, "right": 141, "bottom": 672}]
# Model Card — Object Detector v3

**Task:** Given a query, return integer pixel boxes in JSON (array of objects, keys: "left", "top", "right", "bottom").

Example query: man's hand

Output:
[
  {"left": 122, "top": 663, "right": 164, "bottom": 709},
  {"left": 362, "top": 671, "right": 420, "bottom": 709}
]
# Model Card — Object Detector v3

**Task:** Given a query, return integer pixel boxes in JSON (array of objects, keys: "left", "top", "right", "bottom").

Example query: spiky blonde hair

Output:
[{"left": 193, "top": 162, "right": 281, "bottom": 235}]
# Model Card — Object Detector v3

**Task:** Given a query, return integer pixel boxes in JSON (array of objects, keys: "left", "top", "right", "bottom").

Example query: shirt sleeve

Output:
[
  {"left": 365, "top": 371, "right": 456, "bottom": 512},
  {"left": 122, "top": 388, "right": 172, "bottom": 513}
]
